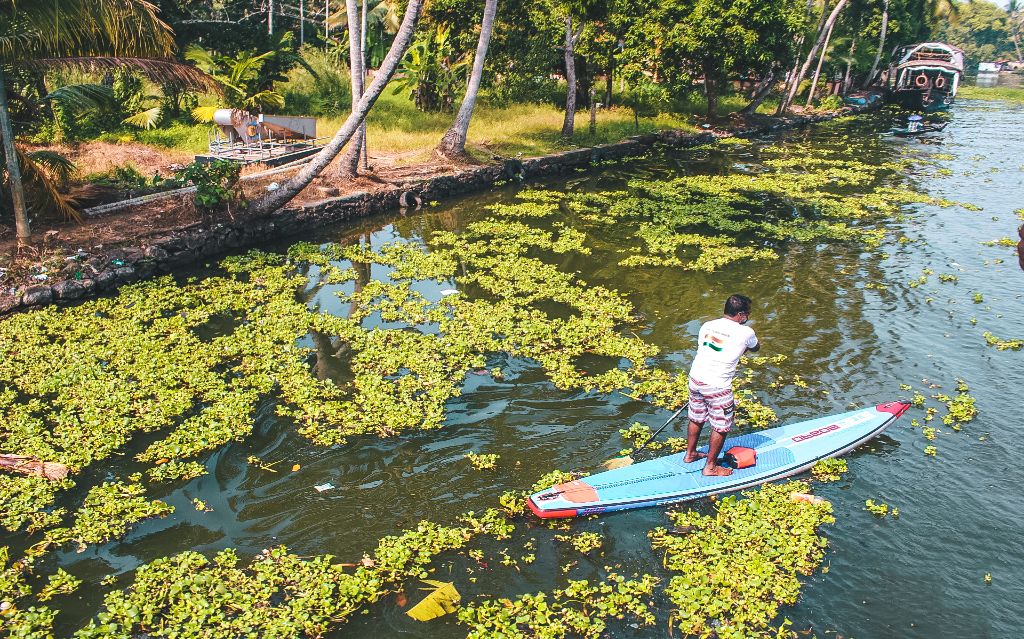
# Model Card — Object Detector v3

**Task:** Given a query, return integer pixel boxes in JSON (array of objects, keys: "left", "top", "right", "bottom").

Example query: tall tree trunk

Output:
[
  {"left": 777, "top": 0, "right": 819, "bottom": 114},
  {"left": 0, "top": 70, "right": 30, "bottom": 248},
  {"left": 338, "top": 0, "right": 365, "bottom": 176},
  {"left": 842, "top": 34, "right": 857, "bottom": 94},
  {"left": 561, "top": 16, "right": 583, "bottom": 138},
  {"left": 740, "top": 68, "right": 777, "bottom": 115},
  {"left": 437, "top": 0, "right": 499, "bottom": 160},
  {"left": 605, "top": 48, "right": 614, "bottom": 106},
  {"left": 1012, "top": 14, "right": 1023, "bottom": 62},
  {"left": 361, "top": 0, "right": 369, "bottom": 169},
  {"left": 863, "top": 0, "right": 889, "bottom": 88},
  {"left": 781, "top": 0, "right": 848, "bottom": 112},
  {"left": 776, "top": 35, "right": 805, "bottom": 114},
  {"left": 703, "top": 60, "right": 718, "bottom": 120},
  {"left": 805, "top": 20, "right": 835, "bottom": 107},
  {"left": 251, "top": 0, "right": 423, "bottom": 215}
]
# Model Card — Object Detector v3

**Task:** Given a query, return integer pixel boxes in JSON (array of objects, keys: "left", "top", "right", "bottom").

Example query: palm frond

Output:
[
  {"left": 123, "top": 106, "right": 163, "bottom": 129},
  {"left": 14, "top": 146, "right": 81, "bottom": 222},
  {"left": 24, "top": 150, "right": 77, "bottom": 184},
  {"left": 1, "top": 0, "right": 176, "bottom": 65},
  {"left": 184, "top": 44, "right": 217, "bottom": 73},
  {"left": 27, "top": 57, "right": 217, "bottom": 91},
  {"left": 42, "top": 83, "right": 116, "bottom": 112}
]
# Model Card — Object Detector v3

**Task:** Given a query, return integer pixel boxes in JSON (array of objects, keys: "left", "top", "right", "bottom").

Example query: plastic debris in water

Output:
[
  {"left": 314, "top": 482, "right": 335, "bottom": 492},
  {"left": 439, "top": 289, "right": 459, "bottom": 296}
]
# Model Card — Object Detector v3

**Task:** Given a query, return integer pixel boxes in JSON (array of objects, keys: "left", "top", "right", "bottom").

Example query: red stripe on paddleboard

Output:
[
  {"left": 527, "top": 497, "right": 577, "bottom": 519},
  {"left": 876, "top": 401, "right": 911, "bottom": 416}
]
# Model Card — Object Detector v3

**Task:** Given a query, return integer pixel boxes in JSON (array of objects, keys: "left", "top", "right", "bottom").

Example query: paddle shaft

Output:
[{"left": 630, "top": 403, "right": 688, "bottom": 459}]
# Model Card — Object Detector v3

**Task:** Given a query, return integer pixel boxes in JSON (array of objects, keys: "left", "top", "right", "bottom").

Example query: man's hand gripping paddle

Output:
[{"left": 600, "top": 403, "right": 688, "bottom": 471}]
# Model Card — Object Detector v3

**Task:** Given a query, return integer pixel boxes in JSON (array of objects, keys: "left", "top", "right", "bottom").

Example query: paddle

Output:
[{"left": 600, "top": 403, "right": 688, "bottom": 471}]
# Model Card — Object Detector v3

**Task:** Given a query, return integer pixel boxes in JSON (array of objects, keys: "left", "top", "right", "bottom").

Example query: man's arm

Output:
[{"left": 746, "top": 332, "right": 760, "bottom": 353}]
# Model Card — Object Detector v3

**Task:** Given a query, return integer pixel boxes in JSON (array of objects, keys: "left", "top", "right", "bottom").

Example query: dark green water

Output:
[{"left": 45, "top": 101, "right": 1024, "bottom": 637}]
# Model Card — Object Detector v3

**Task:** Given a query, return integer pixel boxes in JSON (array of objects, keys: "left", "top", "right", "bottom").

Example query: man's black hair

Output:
[{"left": 724, "top": 294, "right": 752, "bottom": 316}]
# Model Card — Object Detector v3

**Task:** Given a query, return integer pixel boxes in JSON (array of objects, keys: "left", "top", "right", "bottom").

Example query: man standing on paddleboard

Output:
[{"left": 684, "top": 294, "right": 759, "bottom": 476}]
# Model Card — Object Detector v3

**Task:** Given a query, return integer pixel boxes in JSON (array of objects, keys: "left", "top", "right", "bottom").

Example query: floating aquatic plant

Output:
[
  {"left": 864, "top": 499, "right": 889, "bottom": 517},
  {"left": 466, "top": 453, "right": 499, "bottom": 471},
  {"left": 982, "top": 331, "right": 1023, "bottom": 351},
  {"left": 651, "top": 481, "right": 833, "bottom": 639},
  {"left": 810, "top": 458, "right": 847, "bottom": 482},
  {"left": 458, "top": 573, "right": 658, "bottom": 639},
  {"left": 554, "top": 532, "right": 603, "bottom": 554}
]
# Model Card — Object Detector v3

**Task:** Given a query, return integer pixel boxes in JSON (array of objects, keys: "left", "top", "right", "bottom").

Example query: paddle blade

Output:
[{"left": 600, "top": 455, "right": 634, "bottom": 471}]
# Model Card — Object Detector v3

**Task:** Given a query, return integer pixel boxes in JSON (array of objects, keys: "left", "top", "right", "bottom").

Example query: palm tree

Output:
[
  {"left": 1009, "top": 0, "right": 1023, "bottom": 62},
  {"left": 436, "top": 0, "right": 499, "bottom": 160},
  {"left": 561, "top": 14, "right": 585, "bottom": 138},
  {"left": 863, "top": 0, "right": 889, "bottom": 88},
  {"left": 337, "top": 0, "right": 366, "bottom": 177},
  {"left": 0, "top": 0, "right": 210, "bottom": 248},
  {"left": 780, "top": 0, "right": 849, "bottom": 112},
  {"left": 805, "top": 18, "right": 836, "bottom": 106},
  {"left": 251, "top": 0, "right": 424, "bottom": 216}
]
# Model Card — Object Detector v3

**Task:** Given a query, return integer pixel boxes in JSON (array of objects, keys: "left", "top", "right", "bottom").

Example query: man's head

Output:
[{"left": 724, "top": 294, "right": 752, "bottom": 324}]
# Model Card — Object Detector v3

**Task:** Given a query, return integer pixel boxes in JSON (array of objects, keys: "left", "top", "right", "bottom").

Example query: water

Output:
[{"left": 38, "top": 101, "right": 1024, "bottom": 637}]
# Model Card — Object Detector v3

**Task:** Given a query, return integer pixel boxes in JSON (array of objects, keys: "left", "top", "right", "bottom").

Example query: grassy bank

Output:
[
  {"left": 84, "top": 88, "right": 780, "bottom": 170},
  {"left": 957, "top": 85, "right": 1024, "bottom": 103}
]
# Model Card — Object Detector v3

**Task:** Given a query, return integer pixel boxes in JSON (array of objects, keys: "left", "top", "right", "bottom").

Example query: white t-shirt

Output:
[{"left": 688, "top": 317, "right": 758, "bottom": 388}]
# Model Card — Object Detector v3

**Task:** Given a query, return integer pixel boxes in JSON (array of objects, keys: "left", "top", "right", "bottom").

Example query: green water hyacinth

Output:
[
  {"left": 810, "top": 458, "right": 848, "bottom": 482},
  {"left": 75, "top": 515, "right": 508, "bottom": 638},
  {"left": 650, "top": 481, "right": 833, "bottom": 639},
  {"left": 458, "top": 573, "right": 659, "bottom": 639}
]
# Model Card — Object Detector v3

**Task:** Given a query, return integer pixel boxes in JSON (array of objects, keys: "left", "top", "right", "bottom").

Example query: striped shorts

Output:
[{"left": 687, "top": 378, "right": 735, "bottom": 433}]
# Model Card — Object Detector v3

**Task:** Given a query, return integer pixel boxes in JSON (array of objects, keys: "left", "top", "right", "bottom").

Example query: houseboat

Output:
[{"left": 883, "top": 42, "right": 964, "bottom": 112}]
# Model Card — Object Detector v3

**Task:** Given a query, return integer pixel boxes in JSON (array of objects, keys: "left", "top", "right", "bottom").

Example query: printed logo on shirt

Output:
[{"left": 702, "top": 334, "right": 725, "bottom": 352}]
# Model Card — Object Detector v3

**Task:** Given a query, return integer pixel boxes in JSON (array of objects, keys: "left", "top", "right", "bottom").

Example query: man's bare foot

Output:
[
  {"left": 702, "top": 465, "right": 733, "bottom": 477},
  {"left": 683, "top": 452, "right": 707, "bottom": 464}
]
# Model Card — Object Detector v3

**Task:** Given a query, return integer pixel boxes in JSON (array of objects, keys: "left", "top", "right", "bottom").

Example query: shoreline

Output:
[{"left": 0, "top": 101, "right": 881, "bottom": 318}]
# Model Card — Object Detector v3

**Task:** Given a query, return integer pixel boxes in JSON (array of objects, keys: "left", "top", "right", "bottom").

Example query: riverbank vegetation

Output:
[{"left": 3, "top": 0, "right": 1013, "bottom": 248}]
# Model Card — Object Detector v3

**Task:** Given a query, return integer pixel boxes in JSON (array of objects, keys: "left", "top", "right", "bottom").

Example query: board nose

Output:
[{"left": 876, "top": 400, "right": 911, "bottom": 416}]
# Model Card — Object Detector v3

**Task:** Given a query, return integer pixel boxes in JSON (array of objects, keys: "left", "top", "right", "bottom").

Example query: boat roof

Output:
[{"left": 894, "top": 42, "right": 965, "bottom": 72}]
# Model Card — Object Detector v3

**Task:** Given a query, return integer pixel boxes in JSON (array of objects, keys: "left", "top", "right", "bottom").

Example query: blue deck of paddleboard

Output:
[{"left": 529, "top": 403, "right": 907, "bottom": 517}]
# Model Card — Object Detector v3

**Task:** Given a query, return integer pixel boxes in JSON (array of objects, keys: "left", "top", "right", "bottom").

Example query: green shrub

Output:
[
  {"left": 177, "top": 160, "right": 242, "bottom": 213},
  {"left": 817, "top": 94, "right": 844, "bottom": 111},
  {"left": 281, "top": 46, "right": 352, "bottom": 116}
]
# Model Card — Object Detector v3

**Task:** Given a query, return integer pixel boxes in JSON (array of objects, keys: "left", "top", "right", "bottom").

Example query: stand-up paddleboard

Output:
[{"left": 528, "top": 401, "right": 910, "bottom": 519}]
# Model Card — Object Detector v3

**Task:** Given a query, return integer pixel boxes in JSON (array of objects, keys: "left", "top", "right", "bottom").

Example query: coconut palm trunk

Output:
[
  {"left": 561, "top": 15, "right": 583, "bottom": 138},
  {"left": 1009, "top": 1, "right": 1022, "bottom": 61},
  {"left": 842, "top": 34, "right": 857, "bottom": 94},
  {"left": 781, "top": 0, "right": 848, "bottom": 112},
  {"left": 339, "top": 0, "right": 366, "bottom": 176},
  {"left": 805, "top": 19, "right": 835, "bottom": 107},
  {"left": 777, "top": 0, "right": 821, "bottom": 114},
  {"left": 0, "top": 69, "right": 30, "bottom": 248},
  {"left": 739, "top": 68, "right": 777, "bottom": 115},
  {"left": 863, "top": 0, "right": 889, "bottom": 88},
  {"left": 436, "top": 0, "right": 499, "bottom": 160},
  {"left": 251, "top": 0, "right": 423, "bottom": 215}
]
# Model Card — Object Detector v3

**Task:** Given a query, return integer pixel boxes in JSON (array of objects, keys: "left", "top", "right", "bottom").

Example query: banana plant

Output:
[{"left": 392, "top": 27, "right": 469, "bottom": 112}]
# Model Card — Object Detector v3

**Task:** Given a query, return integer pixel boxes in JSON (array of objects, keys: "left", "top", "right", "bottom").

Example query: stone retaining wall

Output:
[{"left": 0, "top": 103, "right": 878, "bottom": 317}]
